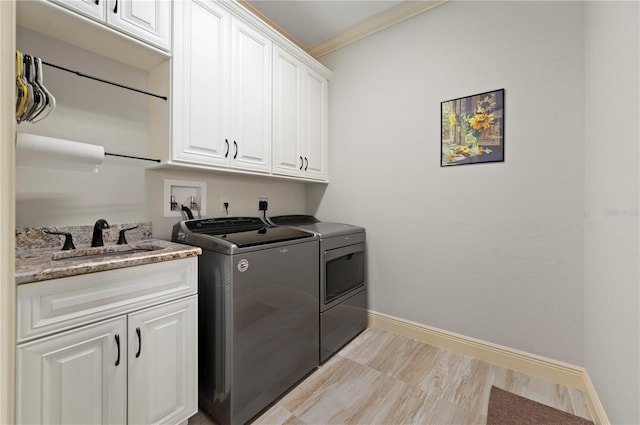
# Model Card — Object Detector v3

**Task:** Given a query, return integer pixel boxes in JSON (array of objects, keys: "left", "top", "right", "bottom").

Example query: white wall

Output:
[
  {"left": 14, "top": 28, "right": 308, "bottom": 236},
  {"left": 309, "top": 1, "right": 586, "bottom": 364},
  {"left": 148, "top": 168, "right": 307, "bottom": 241},
  {"left": 15, "top": 28, "right": 151, "bottom": 227},
  {"left": 0, "top": 2, "right": 16, "bottom": 423},
  {"left": 584, "top": 2, "right": 640, "bottom": 423}
]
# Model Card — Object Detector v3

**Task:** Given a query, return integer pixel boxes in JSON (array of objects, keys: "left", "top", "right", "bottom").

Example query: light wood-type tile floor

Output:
[{"left": 189, "top": 327, "right": 592, "bottom": 425}]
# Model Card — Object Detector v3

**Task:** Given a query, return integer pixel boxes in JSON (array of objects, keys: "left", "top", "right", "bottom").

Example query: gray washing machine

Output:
[
  {"left": 268, "top": 215, "right": 368, "bottom": 362},
  {"left": 172, "top": 217, "right": 319, "bottom": 425}
]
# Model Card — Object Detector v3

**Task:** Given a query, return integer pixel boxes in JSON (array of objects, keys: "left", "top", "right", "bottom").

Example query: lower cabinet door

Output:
[
  {"left": 127, "top": 296, "right": 198, "bottom": 425},
  {"left": 16, "top": 316, "right": 127, "bottom": 425}
]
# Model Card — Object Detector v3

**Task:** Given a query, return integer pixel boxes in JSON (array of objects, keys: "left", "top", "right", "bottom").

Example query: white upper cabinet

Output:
[
  {"left": 230, "top": 18, "right": 272, "bottom": 172},
  {"left": 107, "top": 0, "right": 171, "bottom": 51},
  {"left": 156, "top": 0, "right": 331, "bottom": 181},
  {"left": 53, "top": 0, "right": 106, "bottom": 21},
  {"left": 172, "top": 0, "right": 271, "bottom": 173},
  {"left": 51, "top": 0, "right": 171, "bottom": 51},
  {"left": 172, "top": 0, "right": 230, "bottom": 166},
  {"left": 303, "top": 66, "right": 329, "bottom": 180},
  {"left": 272, "top": 47, "right": 303, "bottom": 176},
  {"left": 272, "top": 46, "right": 328, "bottom": 181}
]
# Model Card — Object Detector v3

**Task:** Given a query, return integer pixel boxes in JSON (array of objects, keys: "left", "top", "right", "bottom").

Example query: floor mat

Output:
[{"left": 487, "top": 386, "right": 594, "bottom": 425}]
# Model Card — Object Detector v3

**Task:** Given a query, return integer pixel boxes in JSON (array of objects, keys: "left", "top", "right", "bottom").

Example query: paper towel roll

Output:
[{"left": 16, "top": 133, "right": 105, "bottom": 172}]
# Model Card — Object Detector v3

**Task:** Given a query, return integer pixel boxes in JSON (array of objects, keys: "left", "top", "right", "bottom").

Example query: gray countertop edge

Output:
[{"left": 15, "top": 239, "right": 202, "bottom": 285}]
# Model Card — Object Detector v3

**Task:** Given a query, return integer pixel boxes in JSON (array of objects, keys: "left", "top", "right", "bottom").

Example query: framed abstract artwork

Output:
[{"left": 441, "top": 89, "right": 504, "bottom": 166}]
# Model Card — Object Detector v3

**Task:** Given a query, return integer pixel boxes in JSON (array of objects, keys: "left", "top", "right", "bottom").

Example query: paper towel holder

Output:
[{"left": 16, "top": 133, "right": 161, "bottom": 170}]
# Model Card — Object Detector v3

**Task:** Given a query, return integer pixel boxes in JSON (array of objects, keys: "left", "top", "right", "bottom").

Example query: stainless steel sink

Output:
[{"left": 52, "top": 244, "right": 164, "bottom": 262}]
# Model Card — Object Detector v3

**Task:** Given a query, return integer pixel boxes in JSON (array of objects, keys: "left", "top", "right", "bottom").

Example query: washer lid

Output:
[
  {"left": 295, "top": 221, "right": 365, "bottom": 238},
  {"left": 214, "top": 226, "right": 313, "bottom": 248},
  {"left": 268, "top": 215, "right": 364, "bottom": 238},
  {"left": 183, "top": 217, "right": 314, "bottom": 247}
]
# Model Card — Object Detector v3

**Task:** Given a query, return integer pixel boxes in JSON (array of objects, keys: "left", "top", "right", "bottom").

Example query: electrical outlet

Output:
[
  {"left": 221, "top": 197, "right": 229, "bottom": 213},
  {"left": 258, "top": 198, "right": 268, "bottom": 211}
]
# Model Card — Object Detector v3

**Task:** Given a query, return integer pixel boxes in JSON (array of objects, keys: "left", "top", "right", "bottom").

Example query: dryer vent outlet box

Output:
[{"left": 164, "top": 179, "right": 207, "bottom": 218}]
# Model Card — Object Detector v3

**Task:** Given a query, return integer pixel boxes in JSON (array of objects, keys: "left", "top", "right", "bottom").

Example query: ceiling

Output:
[
  {"left": 242, "top": 0, "right": 446, "bottom": 57},
  {"left": 245, "top": 1, "right": 402, "bottom": 47}
]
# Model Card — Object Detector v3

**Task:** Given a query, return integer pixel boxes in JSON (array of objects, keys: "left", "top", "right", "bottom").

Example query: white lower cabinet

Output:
[
  {"left": 128, "top": 297, "right": 197, "bottom": 425},
  {"left": 16, "top": 257, "right": 198, "bottom": 425},
  {"left": 17, "top": 317, "right": 127, "bottom": 425}
]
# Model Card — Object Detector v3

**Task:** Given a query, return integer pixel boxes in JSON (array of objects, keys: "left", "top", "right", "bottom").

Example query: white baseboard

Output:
[
  {"left": 367, "top": 310, "right": 609, "bottom": 425},
  {"left": 581, "top": 370, "right": 611, "bottom": 425}
]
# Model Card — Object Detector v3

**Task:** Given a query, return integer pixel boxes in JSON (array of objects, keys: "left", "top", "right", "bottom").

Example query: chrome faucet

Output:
[{"left": 91, "top": 218, "right": 110, "bottom": 247}]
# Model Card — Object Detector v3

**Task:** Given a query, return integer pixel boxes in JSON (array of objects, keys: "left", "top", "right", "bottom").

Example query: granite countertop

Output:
[
  {"left": 15, "top": 223, "right": 201, "bottom": 285},
  {"left": 16, "top": 239, "right": 201, "bottom": 285}
]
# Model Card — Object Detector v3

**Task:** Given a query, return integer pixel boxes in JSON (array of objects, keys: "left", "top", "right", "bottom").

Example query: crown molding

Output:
[{"left": 306, "top": 0, "right": 449, "bottom": 58}]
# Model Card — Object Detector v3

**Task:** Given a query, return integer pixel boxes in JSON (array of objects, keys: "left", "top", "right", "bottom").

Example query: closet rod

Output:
[
  {"left": 105, "top": 152, "right": 161, "bottom": 163},
  {"left": 42, "top": 61, "right": 167, "bottom": 101}
]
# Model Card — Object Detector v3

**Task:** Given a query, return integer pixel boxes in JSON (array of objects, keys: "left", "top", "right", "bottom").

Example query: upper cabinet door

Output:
[
  {"left": 272, "top": 46, "right": 304, "bottom": 177},
  {"left": 16, "top": 317, "right": 127, "bottom": 425},
  {"left": 272, "top": 46, "right": 329, "bottom": 181},
  {"left": 302, "top": 66, "right": 328, "bottom": 180},
  {"left": 229, "top": 18, "right": 272, "bottom": 172},
  {"left": 50, "top": 0, "right": 106, "bottom": 22},
  {"left": 49, "top": 0, "right": 170, "bottom": 51},
  {"left": 106, "top": 0, "right": 171, "bottom": 51},
  {"left": 172, "top": 0, "right": 231, "bottom": 166}
]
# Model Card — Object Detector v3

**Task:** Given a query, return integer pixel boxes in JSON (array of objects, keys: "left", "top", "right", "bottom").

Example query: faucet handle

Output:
[
  {"left": 44, "top": 229, "right": 76, "bottom": 251},
  {"left": 117, "top": 226, "right": 139, "bottom": 245}
]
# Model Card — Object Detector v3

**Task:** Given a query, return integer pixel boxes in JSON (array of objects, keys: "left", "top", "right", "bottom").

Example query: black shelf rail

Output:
[
  {"left": 105, "top": 152, "right": 161, "bottom": 163},
  {"left": 43, "top": 61, "right": 168, "bottom": 101}
]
